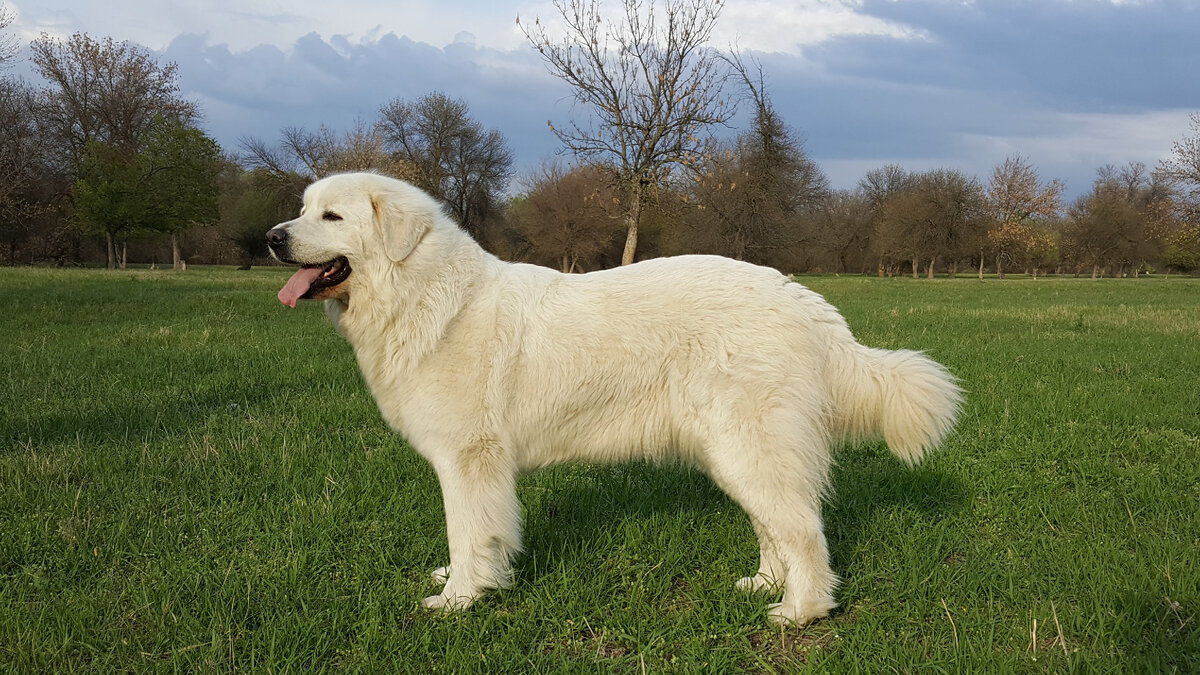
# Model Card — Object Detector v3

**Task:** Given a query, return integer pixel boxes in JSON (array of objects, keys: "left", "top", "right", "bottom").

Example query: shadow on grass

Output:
[
  {"left": 825, "top": 443, "right": 970, "bottom": 563},
  {"left": 2, "top": 377, "right": 284, "bottom": 450},
  {"left": 513, "top": 446, "right": 969, "bottom": 594}
]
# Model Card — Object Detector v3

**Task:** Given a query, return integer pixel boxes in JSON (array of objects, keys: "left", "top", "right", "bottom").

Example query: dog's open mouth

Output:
[{"left": 277, "top": 257, "right": 352, "bottom": 307}]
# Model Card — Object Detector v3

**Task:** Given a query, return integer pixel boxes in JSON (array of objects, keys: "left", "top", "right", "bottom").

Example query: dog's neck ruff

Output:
[{"left": 340, "top": 227, "right": 496, "bottom": 378}]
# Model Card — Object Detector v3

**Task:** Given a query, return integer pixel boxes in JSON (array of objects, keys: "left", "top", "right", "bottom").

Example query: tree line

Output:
[{"left": 2, "top": 1, "right": 1199, "bottom": 276}]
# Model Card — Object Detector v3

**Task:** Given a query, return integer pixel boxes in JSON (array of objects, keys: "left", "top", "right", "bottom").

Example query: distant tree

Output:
[
  {"left": 509, "top": 161, "right": 620, "bottom": 272},
  {"left": 1062, "top": 163, "right": 1162, "bottom": 278},
  {"left": 814, "top": 190, "right": 873, "bottom": 275},
  {"left": 0, "top": 5, "right": 18, "bottom": 68},
  {"left": 1158, "top": 112, "right": 1200, "bottom": 216},
  {"left": 857, "top": 165, "right": 916, "bottom": 276},
  {"left": 686, "top": 57, "right": 828, "bottom": 269},
  {"left": 377, "top": 93, "right": 512, "bottom": 241},
  {"left": 985, "top": 156, "right": 1064, "bottom": 278},
  {"left": 75, "top": 117, "right": 220, "bottom": 269},
  {"left": 140, "top": 117, "right": 222, "bottom": 269},
  {"left": 0, "top": 78, "right": 47, "bottom": 263},
  {"left": 218, "top": 166, "right": 296, "bottom": 270},
  {"left": 1163, "top": 220, "right": 1200, "bottom": 272},
  {"left": 30, "top": 32, "right": 197, "bottom": 170},
  {"left": 860, "top": 164, "right": 915, "bottom": 210},
  {"left": 241, "top": 120, "right": 410, "bottom": 182},
  {"left": 873, "top": 168, "right": 985, "bottom": 278},
  {"left": 520, "top": 0, "right": 736, "bottom": 265},
  {"left": 75, "top": 141, "right": 148, "bottom": 268}
]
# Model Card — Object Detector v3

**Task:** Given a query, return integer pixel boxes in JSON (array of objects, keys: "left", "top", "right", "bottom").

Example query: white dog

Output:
[{"left": 267, "top": 172, "right": 962, "bottom": 626}]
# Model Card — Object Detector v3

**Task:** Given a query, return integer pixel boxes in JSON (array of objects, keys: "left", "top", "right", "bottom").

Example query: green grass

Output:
[{"left": 2, "top": 267, "right": 1197, "bottom": 672}]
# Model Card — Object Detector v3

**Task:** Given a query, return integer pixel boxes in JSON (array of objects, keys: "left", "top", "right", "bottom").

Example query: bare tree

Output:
[
  {"left": 239, "top": 119, "right": 411, "bottom": 215},
  {"left": 985, "top": 156, "right": 1064, "bottom": 278},
  {"left": 685, "top": 54, "right": 828, "bottom": 269},
  {"left": 1, "top": 5, "right": 19, "bottom": 69},
  {"left": 377, "top": 92, "right": 512, "bottom": 242},
  {"left": 860, "top": 164, "right": 915, "bottom": 210},
  {"left": 30, "top": 32, "right": 197, "bottom": 169},
  {"left": 0, "top": 78, "right": 47, "bottom": 263},
  {"left": 509, "top": 161, "right": 620, "bottom": 272},
  {"left": 858, "top": 165, "right": 915, "bottom": 275},
  {"left": 988, "top": 155, "right": 1064, "bottom": 223},
  {"left": 873, "top": 169, "right": 986, "bottom": 278},
  {"left": 815, "top": 190, "right": 874, "bottom": 275},
  {"left": 1062, "top": 163, "right": 1162, "bottom": 278},
  {"left": 271, "top": 121, "right": 409, "bottom": 179},
  {"left": 521, "top": 0, "right": 736, "bottom": 265},
  {"left": 1158, "top": 112, "right": 1200, "bottom": 214}
]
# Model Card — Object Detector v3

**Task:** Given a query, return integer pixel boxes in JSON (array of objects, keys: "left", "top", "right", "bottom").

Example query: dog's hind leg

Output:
[
  {"left": 422, "top": 437, "right": 522, "bottom": 611},
  {"left": 704, "top": 424, "right": 838, "bottom": 626}
]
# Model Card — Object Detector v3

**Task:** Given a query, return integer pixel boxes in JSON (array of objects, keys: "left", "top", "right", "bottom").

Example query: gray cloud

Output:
[
  {"left": 164, "top": 31, "right": 568, "bottom": 169},
  {"left": 19, "top": 0, "right": 1198, "bottom": 198}
]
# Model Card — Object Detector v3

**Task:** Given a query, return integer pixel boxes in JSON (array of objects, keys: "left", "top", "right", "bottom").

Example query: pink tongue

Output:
[{"left": 278, "top": 267, "right": 324, "bottom": 307}]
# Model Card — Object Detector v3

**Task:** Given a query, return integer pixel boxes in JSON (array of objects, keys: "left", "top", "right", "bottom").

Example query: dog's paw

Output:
[
  {"left": 430, "top": 565, "right": 450, "bottom": 583},
  {"left": 766, "top": 599, "right": 835, "bottom": 626},
  {"left": 421, "top": 589, "right": 478, "bottom": 612},
  {"left": 734, "top": 573, "right": 780, "bottom": 593}
]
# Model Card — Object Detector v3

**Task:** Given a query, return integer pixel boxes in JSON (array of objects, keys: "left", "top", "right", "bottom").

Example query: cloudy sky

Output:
[{"left": 7, "top": 0, "right": 1199, "bottom": 197}]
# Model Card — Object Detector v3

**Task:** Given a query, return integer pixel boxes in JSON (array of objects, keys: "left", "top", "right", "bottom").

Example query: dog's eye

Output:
[{"left": 322, "top": 211, "right": 343, "bottom": 222}]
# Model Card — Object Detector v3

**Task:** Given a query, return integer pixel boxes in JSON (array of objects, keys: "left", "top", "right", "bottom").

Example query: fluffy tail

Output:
[{"left": 828, "top": 344, "right": 963, "bottom": 465}]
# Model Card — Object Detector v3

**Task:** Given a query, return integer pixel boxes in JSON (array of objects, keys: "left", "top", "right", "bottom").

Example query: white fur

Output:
[{"left": 272, "top": 172, "right": 963, "bottom": 625}]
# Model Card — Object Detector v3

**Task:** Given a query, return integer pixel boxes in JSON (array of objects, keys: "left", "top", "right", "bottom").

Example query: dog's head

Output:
[{"left": 267, "top": 172, "right": 437, "bottom": 307}]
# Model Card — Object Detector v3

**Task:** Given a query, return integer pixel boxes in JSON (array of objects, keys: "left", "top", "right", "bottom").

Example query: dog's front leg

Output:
[{"left": 422, "top": 442, "right": 522, "bottom": 611}]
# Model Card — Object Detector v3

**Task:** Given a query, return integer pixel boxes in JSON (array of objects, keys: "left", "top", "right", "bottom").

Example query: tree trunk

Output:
[
  {"left": 620, "top": 180, "right": 644, "bottom": 266},
  {"left": 950, "top": 260, "right": 958, "bottom": 278},
  {"left": 1092, "top": 264, "right": 1099, "bottom": 279},
  {"left": 926, "top": 257, "right": 935, "bottom": 279},
  {"left": 978, "top": 255, "right": 984, "bottom": 280},
  {"left": 119, "top": 240, "right": 127, "bottom": 270},
  {"left": 106, "top": 232, "right": 116, "bottom": 270},
  {"left": 996, "top": 255, "right": 1005, "bottom": 280},
  {"left": 172, "top": 234, "right": 183, "bottom": 270},
  {"left": 911, "top": 256, "right": 919, "bottom": 279}
]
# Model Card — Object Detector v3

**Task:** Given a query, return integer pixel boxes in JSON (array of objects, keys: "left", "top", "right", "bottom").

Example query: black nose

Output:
[{"left": 266, "top": 228, "right": 288, "bottom": 246}]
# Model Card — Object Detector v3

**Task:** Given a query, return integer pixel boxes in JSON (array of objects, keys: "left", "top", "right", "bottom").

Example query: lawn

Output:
[{"left": 1, "top": 267, "right": 1197, "bottom": 672}]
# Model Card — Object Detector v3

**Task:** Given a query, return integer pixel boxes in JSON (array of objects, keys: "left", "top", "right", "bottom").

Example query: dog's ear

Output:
[{"left": 371, "top": 187, "right": 433, "bottom": 262}]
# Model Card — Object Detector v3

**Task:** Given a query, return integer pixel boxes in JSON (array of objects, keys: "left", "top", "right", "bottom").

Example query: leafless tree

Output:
[
  {"left": 1158, "top": 112, "right": 1200, "bottom": 215},
  {"left": 1062, "top": 163, "right": 1164, "bottom": 278},
  {"left": 874, "top": 169, "right": 986, "bottom": 278},
  {"left": 245, "top": 122, "right": 384, "bottom": 178},
  {"left": 509, "top": 161, "right": 620, "bottom": 272},
  {"left": 377, "top": 92, "right": 512, "bottom": 241},
  {"left": 29, "top": 32, "right": 197, "bottom": 169},
  {"left": 0, "top": 78, "right": 48, "bottom": 262},
  {"left": 988, "top": 155, "right": 1064, "bottom": 225},
  {"left": 1, "top": 5, "right": 19, "bottom": 69},
  {"left": 684, "top": 54, "right": 828, "bottom": 270},
  {"left": 985, "top": 156, "right": 1064, "bottom": 278},
  {"left": 860, "top": 164, "right": 916, "bottom": 211},
  {"left": 814, "top": 190, "right": 874, "bottom": 275},
  {"left": 520, "top": 0, "right": 736, "bottom": 265},
  {"left": 239, "top": 119, "right": 410, "bottom": 210},
  {"left": 858, "top": 165, "right": 915, "bottom": 275}
]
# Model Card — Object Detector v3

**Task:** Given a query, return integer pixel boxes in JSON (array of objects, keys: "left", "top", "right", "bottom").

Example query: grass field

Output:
[{"left": 1, "top": 266, "right": 1197, "bottom": 672}]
